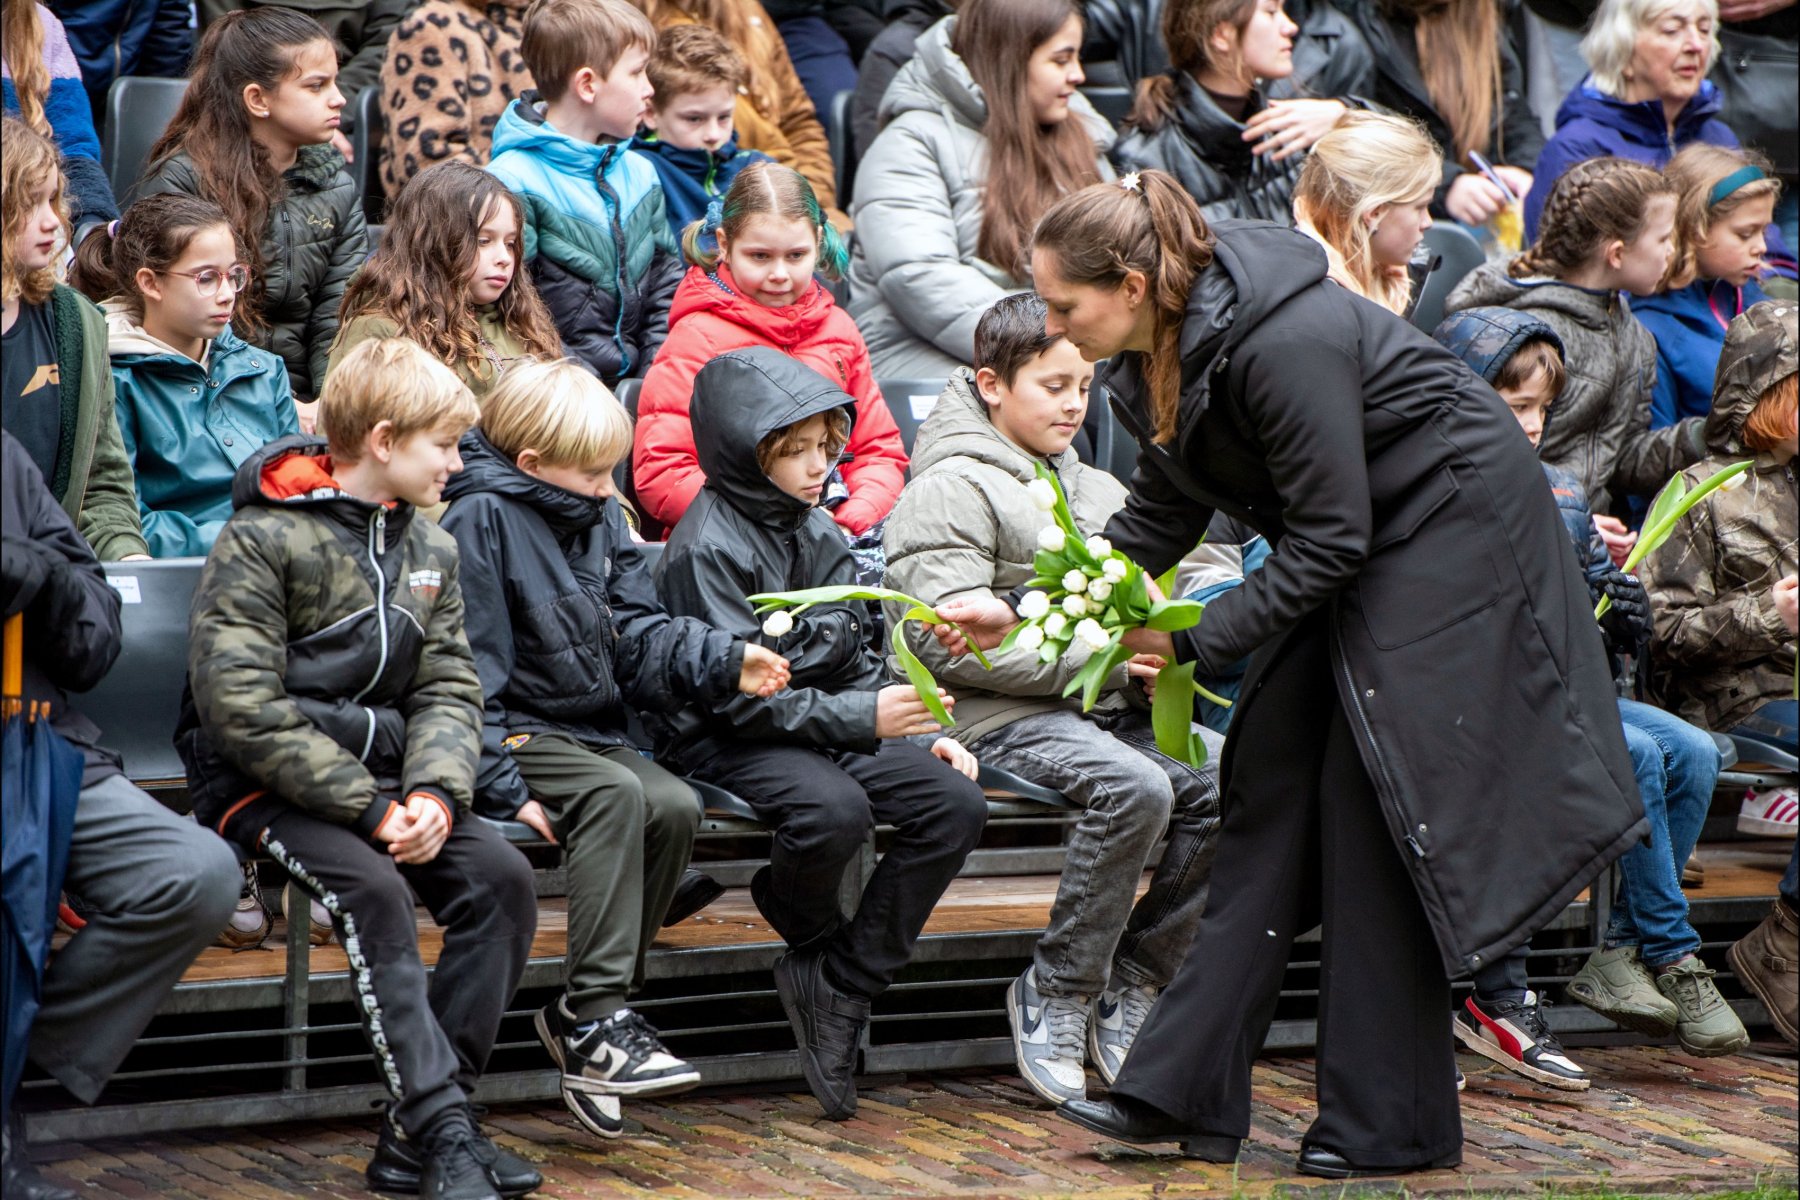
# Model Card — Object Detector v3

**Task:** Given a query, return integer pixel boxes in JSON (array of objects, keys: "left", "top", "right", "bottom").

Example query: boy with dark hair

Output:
[
  {"left": 177, "top": 339, "right": 541, "bottom": 1200},
  {"left": 1435, "top": 307, "right": 1745, "bottom": 1073},
  {"left": 883, "top": 293, "right": 1224, "bottom": 1108},
  {"left": 487, "top": 0, "right": 680, "bottom": 384},
  {"left": 653, "top": 345, "right": 988, "bottom": 1122},
  {"left": 636, "top": 23, "right": 773, "bottom": 239}
]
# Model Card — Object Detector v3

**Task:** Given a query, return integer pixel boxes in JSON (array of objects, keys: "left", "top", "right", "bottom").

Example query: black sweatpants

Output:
[
  {"left": 259, "top": 809, "right": 537, "bottom": 1139},
  {"left": 691, "top": 738, "right": 988, "bottom": 999},
  {"left": 1111, "top": 614, "right": 1463, "bottom": 1169}
]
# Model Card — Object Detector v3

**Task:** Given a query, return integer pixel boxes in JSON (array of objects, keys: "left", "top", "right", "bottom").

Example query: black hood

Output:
[
  {"left": 690, "top": 347, "right": 858, "bottom": 528},
  {"left": 1179, "top": 220, "right": 1331, "bottom": 389},
  {"left": 440, "top": 430, "right": 608, "bottom": 538}
]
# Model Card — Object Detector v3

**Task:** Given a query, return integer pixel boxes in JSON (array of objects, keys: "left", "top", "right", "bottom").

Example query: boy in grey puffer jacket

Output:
[{"left": 883, "top": 295, "right": 1222, "bottom": 1108}]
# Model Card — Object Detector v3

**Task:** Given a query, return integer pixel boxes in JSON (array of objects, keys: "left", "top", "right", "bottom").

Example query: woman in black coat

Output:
[{"left": 937, "top": 172, "right": 1644, "bottom": 1177}]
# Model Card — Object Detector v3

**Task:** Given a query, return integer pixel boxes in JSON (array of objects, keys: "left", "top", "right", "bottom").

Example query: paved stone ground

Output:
[{"left": 26, "top": 1045, "right": 1798, "bottom": 1198}]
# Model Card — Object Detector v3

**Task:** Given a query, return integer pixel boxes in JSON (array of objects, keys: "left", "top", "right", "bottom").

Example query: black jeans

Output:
[
  {"left": 1111, "top": 615, "right": 1462, "bottom": 1169},
  {"left": 691, "top": 737, "right": 987, "bottom": 999},
  {"left": 259, "top": 809, "right": 537, "bottom": 1139}
]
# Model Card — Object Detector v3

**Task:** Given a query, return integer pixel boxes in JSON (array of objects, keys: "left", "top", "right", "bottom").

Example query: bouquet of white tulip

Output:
[{"left": 997, "top": 465, "right": 1228, "bottom": 768}]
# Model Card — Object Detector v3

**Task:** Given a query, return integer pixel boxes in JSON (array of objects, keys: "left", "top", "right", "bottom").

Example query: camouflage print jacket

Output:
[
  {"left": 1643, "top": 302, "right": 1799, "bottom": 733},
  {"left": 176, "top": 435, "right": 482, "bottom": 848}
]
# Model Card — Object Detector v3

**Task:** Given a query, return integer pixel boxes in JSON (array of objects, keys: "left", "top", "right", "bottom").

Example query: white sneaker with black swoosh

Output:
[
  {"left": 546, "top": 1003, "right": 701, "bottom": 1098},
  {"left": 1089, "top": 978, "right": 1159, "bottom": 1086},
  {"left": 1008, "top": 967, "right": 1090, "bottom": 1105}
]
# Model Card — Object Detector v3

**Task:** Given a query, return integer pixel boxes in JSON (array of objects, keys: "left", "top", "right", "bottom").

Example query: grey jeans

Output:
[
  {"left": 972, "top": 708, "right": 1224, "bottom": 997},
  {"left": 29, "top": 773, "right": 240, "bottom": 1103}
]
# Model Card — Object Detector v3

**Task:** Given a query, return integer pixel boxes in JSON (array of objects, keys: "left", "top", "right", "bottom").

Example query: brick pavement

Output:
[{"left": 26, "top": 1045, "right": 1798, "bottom": 1198}]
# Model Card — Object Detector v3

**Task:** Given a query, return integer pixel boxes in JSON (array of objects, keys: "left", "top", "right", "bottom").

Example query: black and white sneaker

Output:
[
  {"left": 1453, "top": 991, "right": 1590, "bottom": 1091},
  {"left": 542, "top": 1001, "right": 700, "bottom": 1098}
]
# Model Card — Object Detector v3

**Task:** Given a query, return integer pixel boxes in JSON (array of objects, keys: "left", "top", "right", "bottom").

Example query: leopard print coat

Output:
[{"left": 378, "top": 0, "right": 533, "bottom": 196}]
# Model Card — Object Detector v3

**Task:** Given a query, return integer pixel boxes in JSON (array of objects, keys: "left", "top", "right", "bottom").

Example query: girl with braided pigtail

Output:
[{"left": 1447, "top": 156, "right": 1688, "bottom": 551}]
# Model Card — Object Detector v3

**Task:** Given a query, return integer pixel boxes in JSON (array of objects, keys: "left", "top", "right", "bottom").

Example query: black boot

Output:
[
  {"left": 2, "top": 1110, "right": 76, "bottom": 1200},
  {"left": 419, "top": 1109, "right": 502, "bottom": 1200},
  {"left": 661, "top": 869, "right": 727, "bottom": 927},
  {"left": 1297, "top": 1143, "right": 1462, "bottom": 1178},
  {"left": 772, "top": 948, "right": 868, "bottom": 1120},
  {"left": 368, "top": 1105, "right": 542, "bottom": 1197},
  {"left": 1058, "top": 1095, "right": 1240, "bottom": 1161}
]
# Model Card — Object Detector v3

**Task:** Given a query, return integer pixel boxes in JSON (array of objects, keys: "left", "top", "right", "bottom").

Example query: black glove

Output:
[{"left": 1598, "top": 568, "right": 1651, "bottom": 651}]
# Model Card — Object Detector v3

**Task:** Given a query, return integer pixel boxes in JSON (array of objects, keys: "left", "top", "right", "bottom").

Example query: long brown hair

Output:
[
  {"left": 1, "top": 2, "right": 51, "bottom": 136},
  {"left": 1397, "top": 0, "right": 1502, "bottom": 165},
  {"left": 333, "top": 162, "right": 561, "bottom": 381},
  {"left": 1129, "top": 0, "right": 1258, "bottom": 131},
  {"left": 1032, "top": 171, "right": 1215, "bottom": 444},
  {"left": 1, "top": 116, "right": 67, "bottom": 307},
  {"left": 142, "top": 7, "right": 334, "bottom": 337},
  {"left": 69, "top": 193, "right": 243, "bottom": 322},
  {"left": 1511, "top": 157, "right": 1672, "bottom": 280},
  {"left": 954, "top": 0, "right": 1104, "bottom": 279}
]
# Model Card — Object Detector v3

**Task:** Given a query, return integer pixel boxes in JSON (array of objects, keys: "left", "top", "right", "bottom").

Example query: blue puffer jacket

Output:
[
  {"left": 106, "top": 304, "right": 297, "bottom": 558},
  {"left": 487, "top": 94, "right": 683, "bottom": 383},
  {"left": 633, "top": 135, "right": 772, "bottom": 241},
  {"left": 1632, "top": 277, "right": 1769, "bottom": 429}
]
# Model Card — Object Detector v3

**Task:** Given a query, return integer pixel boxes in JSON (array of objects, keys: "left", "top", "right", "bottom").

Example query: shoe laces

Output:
[
  {"left": 1117, "top": 984, "right": 1159, "bottom": 1043},
  {"left": 432, "top": 1127, "right": 497, "bottom": 1183},
  {"left": 1661, "top": 962, "right": 1727, "bottom": 1015},
  {"left": 1042, "top": 994, "right": 1089, "bottom": 1061},
  {"left": 607, "top": 1009, "right": 669, "bottom": 1059},
  {"left": 239, "top": 861, "right": 264, "bottom": 907},
  {"left": 1507, "top": 994, "right": 1571, "bottom": 1056}
]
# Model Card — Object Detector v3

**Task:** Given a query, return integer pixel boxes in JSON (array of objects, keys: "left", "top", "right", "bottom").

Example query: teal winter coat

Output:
[{"left": 107, "top": 304, "right": 298, "bottom": 557}]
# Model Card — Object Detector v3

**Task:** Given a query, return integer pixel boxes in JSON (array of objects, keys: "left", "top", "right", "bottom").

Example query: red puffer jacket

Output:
[{"left": 633, "top": 266, "right": 908, "bottom": 534}]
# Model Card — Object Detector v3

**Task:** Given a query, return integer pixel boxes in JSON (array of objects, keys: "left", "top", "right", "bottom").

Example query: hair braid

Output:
[{"left": 1511, "top": 157, "right": 1671, "bottom": 280}]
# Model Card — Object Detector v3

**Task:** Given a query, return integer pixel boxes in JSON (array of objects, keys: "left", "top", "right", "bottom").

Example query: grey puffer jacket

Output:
[
  {"left": 882, "top": 370, "right": 1132, "bottom": 745},
  {"left": 135, "top": 145, "right": 369, "bottom": 399},
  {"left": 1446, "top": 258, "right": 1705, "bottom": 512},
  {"left": 847, "top": 17, "right": 1115, "bottom": 377}
]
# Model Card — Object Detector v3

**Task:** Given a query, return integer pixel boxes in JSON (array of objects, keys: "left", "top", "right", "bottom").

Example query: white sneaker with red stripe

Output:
[
  {"left": 1453, "top": 991, "right": 1590, "bottom": 1091},
  {"left": 1738, "top": 787, "right": 1799, "bottom": 838}
]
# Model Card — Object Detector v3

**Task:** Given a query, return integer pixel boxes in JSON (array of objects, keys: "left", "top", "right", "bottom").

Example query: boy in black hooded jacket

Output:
[
  {"left": 438, "top": 359, "right": 789, "bottom": 1140},
  {"left": 652, "top": 346, "right": 989, "bottom": 1121}
]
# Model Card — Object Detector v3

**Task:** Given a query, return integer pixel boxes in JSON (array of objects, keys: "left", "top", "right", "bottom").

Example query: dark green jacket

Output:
[
  {"left": 135, "top": 145, "right": 369, "bottom": 399},
  {"left": 42, "top": 285, "right": 148, "bottom": 561}
]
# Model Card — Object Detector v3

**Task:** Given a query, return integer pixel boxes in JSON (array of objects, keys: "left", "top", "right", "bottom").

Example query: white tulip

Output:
[
  {"left": 1043, "top": 611, "right": 1069, "bottom": 639},
  {"left": 1062, "top": 594, "right": 1090, "bottom": 619},
  {"left": 1087, "top": 579, "right": 1113, "bottom": 603},
  {"left": 1102, "top": 557, "right": 1129, "bottom": 582},
  {"left": 1062, "top": 568, "right": 1089, "bottom": 594},
  {"left": 1038, "top": 525, "right": 1067, "bottom": 553},
  {"left": 1085, "top": 535, "right": 1112, "bottom": 557},
  {"left": 1027, "top": 478, "right": 1059, "bottom": 511},
  {"left": 1718, "top": 470, "right": 1746, "bottom": 491},
  {"left": 1073, "top": 618, "right": 1110, "bottom": 653},
  {"left": 1017, "top": 589, "right": 1052, "bottom": 620},
  {"left": 1015, "top": 623, "right": 1046, "bottom": 651},
  {"left": 761, "top": 610, "right": 794, "bottom": 637}
]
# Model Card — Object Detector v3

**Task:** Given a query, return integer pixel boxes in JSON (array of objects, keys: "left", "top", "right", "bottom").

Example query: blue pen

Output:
[{"left": 1468, "top": 150, "right": 1519, "bottom": 204}]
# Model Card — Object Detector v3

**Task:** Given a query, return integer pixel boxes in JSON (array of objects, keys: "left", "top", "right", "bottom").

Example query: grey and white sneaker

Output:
[
  {"left": 1008, "top": 967, "right": 1090, "bottom": 1105},
  {"left": 1089, "top": 977, "right": 1160, "bottom": 1086}
]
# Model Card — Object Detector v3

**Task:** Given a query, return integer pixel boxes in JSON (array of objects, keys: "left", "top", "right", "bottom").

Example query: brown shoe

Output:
[
  {"left": 1728, "top": 898, "right": 1799, "bottom": 1047},
  {"left": 1681, "top": 851, "right": 1704, "bottom": 888}
]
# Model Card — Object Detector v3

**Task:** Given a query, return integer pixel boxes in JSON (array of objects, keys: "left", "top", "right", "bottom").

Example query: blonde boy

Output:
[
  {"left": 178, "top": 339, "right": 541, "bottom": 1200},
  {"left": 438, "top": 359, "right": 787, "bottom": 1140}
]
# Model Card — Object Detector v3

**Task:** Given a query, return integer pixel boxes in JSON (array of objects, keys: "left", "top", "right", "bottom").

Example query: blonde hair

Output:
[
  {"left": 521, "top": 0, "right": 657, "bottom": 103},
  {"left": 1662, "top": 143, "right": 1781, "bottom": 289},
  {"left": 1, "top": 116, "right": 67, "bottom": 307},
  {"left": 317, "top": 339, "right": 480, "bottom": 461},
  {"left": 481, "top": 358, "right": 635, "bottom": 469},
  {"left": 1292, "top": 112, "right": 1442, "bottom": 315},
  {"left": 1581, "top": 0, "right": 1719, "bottom": 97},
  {"left": 2, "top": 2, "right": 51, "bottom": 136}
]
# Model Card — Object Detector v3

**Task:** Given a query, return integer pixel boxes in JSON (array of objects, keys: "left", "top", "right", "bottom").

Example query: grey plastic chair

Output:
[{"left": 103, "top": 76, "right": 188, "bottom": 201}]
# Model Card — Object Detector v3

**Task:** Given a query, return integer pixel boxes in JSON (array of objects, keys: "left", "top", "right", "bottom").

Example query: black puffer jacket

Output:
[
  {"left": 439, "top": 431, "right": 746, "bottom": 818},
  {"left": 1333, "top": 0, "right": 1542, "bottom": 211},
  {"left": 652, "top": 347, "right": 884, "bottom": 768},
  {"left": 1114, "top": 76, "right": 1308, "bottom": 225},
  {"left": 134, "top": 145, "right": 369, "bottom": 399}
]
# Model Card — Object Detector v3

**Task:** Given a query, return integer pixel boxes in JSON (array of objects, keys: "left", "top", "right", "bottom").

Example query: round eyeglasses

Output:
[{"left": 159, "top": 264, "right": 251, "bottom": 298}]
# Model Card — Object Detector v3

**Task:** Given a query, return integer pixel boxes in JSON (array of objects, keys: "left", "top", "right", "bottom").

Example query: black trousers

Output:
[
  {"left": 259, "top": 809, "right": 538, "bottom": 1139},
  {"left": 692, "top": 738, "right": 987, "bottom": 999},
  {"left": 1111, "top": 614, "right": 1463, "bottom": 1169}
]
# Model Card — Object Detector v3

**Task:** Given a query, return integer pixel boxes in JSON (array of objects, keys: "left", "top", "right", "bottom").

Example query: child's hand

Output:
[
  {"left": 294, "top": 399, "right": 320, "bottom": 436},
  {"left": 740, "top": 644, "right": 791, "bottom": 696},
  {"left": 1592, "top": 515, "right": 1637, "bottom": 569},
  {"left": 1773, "top": 574, "right": 1799, "bottom": 635},
  {"left": 387, "top": 794, "right": 450, "bottom": 864},
  {"left": 931, "top": 736, "right": 978, "bottom": 780},
  {"left": 1126, "top": 653, "right": 1167, "bottom": 701},
  {"left": 515, "top": 799, "right": 558, "bottom": 845},
  {"left": 875, "top": 684, "right": 950, "bottom": 738},
  {"left": 1446, "top": 172, "right": 1508, "bottom": 225}
]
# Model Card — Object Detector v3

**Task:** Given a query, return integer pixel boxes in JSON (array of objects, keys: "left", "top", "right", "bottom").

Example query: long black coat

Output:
[{"left": 1101, "top": 220, "right": 1645, "bottom": 977}]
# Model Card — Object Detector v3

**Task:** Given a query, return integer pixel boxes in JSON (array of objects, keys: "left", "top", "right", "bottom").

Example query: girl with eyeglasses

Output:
[{"left": 72, "top": 192, "right": 298, "bottom": 558}]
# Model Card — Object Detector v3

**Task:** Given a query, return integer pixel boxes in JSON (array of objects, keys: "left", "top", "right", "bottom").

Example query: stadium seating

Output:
[
  {"left": 102, "top": 76, "right": 187, "bottom": 201},
  {"left": 1410, "top": 223, "right": 1487, "bottom": 333}
]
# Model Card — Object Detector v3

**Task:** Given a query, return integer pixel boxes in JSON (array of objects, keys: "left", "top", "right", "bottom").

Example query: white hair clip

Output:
[{"left": 1119, "top": 171, "right": 1142, "bottom": 193}]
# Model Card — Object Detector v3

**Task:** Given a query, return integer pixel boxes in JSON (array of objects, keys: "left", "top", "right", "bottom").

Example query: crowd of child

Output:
[{"left": 3, "top": 0, "right": 1796, "bottom": 1196}]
